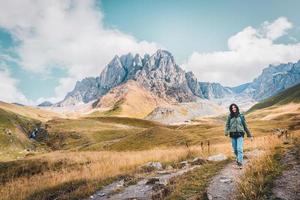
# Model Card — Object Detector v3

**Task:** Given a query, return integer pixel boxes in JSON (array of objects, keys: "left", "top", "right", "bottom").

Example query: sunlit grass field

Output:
[{"left": 0, "top": 101, "right": 299, "bottom": 200}]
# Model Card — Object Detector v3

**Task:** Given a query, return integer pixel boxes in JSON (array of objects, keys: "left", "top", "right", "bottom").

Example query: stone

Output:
[
  {"left": 208, "top": 154, "right": 228, "bottom": 161},
  {"left": 146, "top": 177, "right": 159, "bottom": 185},
  {"left": 179, "top": 160, "right": 189, "bottom": 168},
  {"left": 145, "top": 162, "right": 163, "bottom": 170},
  {"left": 190, "top": 157, "right": 207, "bottom": 165},
  {"left": 166, "top": 165, "right": 174, "bottom": 170}
]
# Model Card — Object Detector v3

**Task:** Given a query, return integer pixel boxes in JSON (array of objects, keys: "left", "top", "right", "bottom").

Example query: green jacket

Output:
[{"left": 225, "top": 113, "right": 252, "bottom": 137}]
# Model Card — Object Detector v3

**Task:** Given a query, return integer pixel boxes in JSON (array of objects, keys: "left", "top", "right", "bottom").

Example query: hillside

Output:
[
  {"left": 0, "top": 98, "right": 299, "bottom": 199},
  {"left": 90, "top": 80, "right": 169, "bottom": 118},
  {"left": 247, "top": 83, "right": 300, "bottom": 113},
  {"left": 0, "top": 101, "right": 66, "bottom": 160},
  {"left": 0, "top": 101, "right": 63, "bottom": 122},
  {"left": 0, "top": 108, "right": 41, "bottom": 160}
]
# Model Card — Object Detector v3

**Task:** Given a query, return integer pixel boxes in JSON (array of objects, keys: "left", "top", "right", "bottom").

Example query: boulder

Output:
[
  {"left": 179, "top": 160, "right": 189, "bottom": 168},
  {"left": 142, "top": 162, "right": 163, "bottom": 171},
  {"left": 190, "top": 157, "right": 207, "bottom": 165},
  {"left": 207, "top": 154, "right": 228, "bottom": 161}
]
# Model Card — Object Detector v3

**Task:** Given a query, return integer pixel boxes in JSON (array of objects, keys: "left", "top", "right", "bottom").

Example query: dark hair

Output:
[{"left": 229, "top": 103, "right": 240, "bottom": 118}]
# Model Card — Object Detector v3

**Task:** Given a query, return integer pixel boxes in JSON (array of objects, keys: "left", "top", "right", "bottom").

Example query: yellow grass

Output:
[
  {"left": 0, "top": 101, "right": 298, "bottom": 199},
  {"left": 0, "top": 148, "right": 196, "bottom": 200},
  {"left": 0, "top": 101, "right": 63, "bottom": 122},
  {"left": 92, "top": 80, "right": 169, "bottom": 118},
  {"left": 235, "top": 135, "right": 289, "bottom": 200},
  {"left": 0, "top": 135, "right": 279, "bottom": 200},
  {"left": 247, "top": 102, "right": 300, "bottom": 120}
]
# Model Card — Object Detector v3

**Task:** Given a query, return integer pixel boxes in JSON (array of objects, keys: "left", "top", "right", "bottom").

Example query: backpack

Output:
[
  {"left": 239, "top": 114, "right": 247, "bottom": 131},
  {"left": 229, "top": 114, "right": 246, "bottom": 138}
]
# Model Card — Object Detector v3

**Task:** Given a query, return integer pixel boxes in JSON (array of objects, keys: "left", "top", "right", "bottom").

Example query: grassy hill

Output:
[
  {"left": 0, "top": 108, "right": 41, "bottom": 160},
  {"left": 0, "top": 101, "right": 63, "bottom": 122},
  {"left": 90, "top": 80, "right": 169, "bottom": 118},
  {"left": 0, "top": 99, "right": 300, "bottom": 200},
  {"left": 247, "top": 83, "right": 300, "bottom": 114}
]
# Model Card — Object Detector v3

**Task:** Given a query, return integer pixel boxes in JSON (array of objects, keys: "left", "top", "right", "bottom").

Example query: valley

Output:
[
  {"left": 0, "top": 51, "right": 299, "bottom": 200},
  {"left": 0, "top": 87, "right": 299, "bottom": 199}
]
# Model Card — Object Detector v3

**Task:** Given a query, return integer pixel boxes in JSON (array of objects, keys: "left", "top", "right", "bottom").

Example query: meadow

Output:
[{"left": 0, "top": 102, "right": 299, "bottom": 200}]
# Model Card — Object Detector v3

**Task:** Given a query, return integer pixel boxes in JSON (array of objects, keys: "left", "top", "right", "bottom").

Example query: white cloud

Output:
[
  {"left": 182, "top": 17, "right": 300, "bottom": 87},
  {"left": 0, "top": 66, "right": 28, "bottom": 104},
  {"left": 262, "top": 17, "right": 292, "bottom": 40},
  {"left": 0, "top": 0, "right": 159, "bottom": 103}
]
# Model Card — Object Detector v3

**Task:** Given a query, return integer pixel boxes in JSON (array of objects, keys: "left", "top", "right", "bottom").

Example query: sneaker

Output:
[{"left": 237, "top": 162, "right": 243, "bottom": 169}]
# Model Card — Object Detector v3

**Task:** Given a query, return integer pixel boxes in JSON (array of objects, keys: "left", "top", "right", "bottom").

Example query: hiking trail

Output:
[{"left": 206, "top": 149, "right": 263, "bottom": 200}]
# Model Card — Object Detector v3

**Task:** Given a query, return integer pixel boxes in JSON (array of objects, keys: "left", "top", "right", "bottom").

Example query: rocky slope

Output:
[
  {"left": 233, "top": 60, "right": 300, "bottom": 101},
  {"left": 50, "top": 49, "right": 300, "bottom": 122},
  {"left": 55, "top": 50, "right": 232, "bottom": 107}
]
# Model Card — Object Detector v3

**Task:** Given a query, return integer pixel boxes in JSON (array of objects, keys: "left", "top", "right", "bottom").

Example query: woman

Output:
[{"left": 225, "top": 103, "right": 253, "bottom": 168}]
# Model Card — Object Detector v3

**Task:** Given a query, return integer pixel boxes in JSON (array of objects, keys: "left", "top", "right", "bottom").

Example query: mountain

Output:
[
  {"left": 230, "top": 82, "right": 251, "bottom": 94},
  {"left": 247, "top": 82, "right": 300, "bottom": 113},
  {"left": 53, "top": 49, "right": 300, "bottom": 123},
  {"left": 55, "top": 77, "right": 101, "bottom": 107},
  {"left": 234, "top": 60, "right": 300, "bottom": 101},
  {"left": 133, "top": 50, "right": 196, "bottom": 102},
  {"left": 56, "top": 50, "right": 231, "bottom": 107},
  {"left": 38, "top": 101, "right": 53, "bottom": 107},
  {"left": 185, "top": 72, "right": 234, "bottom": 99}
]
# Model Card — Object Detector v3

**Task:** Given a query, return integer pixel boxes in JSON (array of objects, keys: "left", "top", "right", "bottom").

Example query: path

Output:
[
  {"left": 87, "top": 164, "right": 201, "bottom": 200},
  {"left": 206, "top": 150, "right": 263, "bottom": 200},
  {"left": 272, "top": 147, "right": 300, "bottom": 200}
]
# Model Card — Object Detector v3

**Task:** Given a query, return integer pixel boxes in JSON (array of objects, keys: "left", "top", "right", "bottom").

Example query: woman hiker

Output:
[{"left": 225, "top": 103, "right": 253, "bottom": 168}]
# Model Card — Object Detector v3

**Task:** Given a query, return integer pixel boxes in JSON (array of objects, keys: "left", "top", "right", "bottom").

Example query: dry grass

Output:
[
  {"left": 0, "top": 101, "right": 63, "bottom": 122},
  {"left": 0, "top": 147, "right": 199, "bottom": 200},
  {"left": 90, "top": 80, "right": 169, "bottom": 118},
  {"left": 235, "top": 135, "right": 288, "bottom": 200},
  {"left": 0, "top": 134, "right": 280, "bottom": 200},
  {"left": 0, "top": 101, "right": 298, "bottom": 199},
  {"left": 165, "top": 160, "right": 229, "bottom": 200}
]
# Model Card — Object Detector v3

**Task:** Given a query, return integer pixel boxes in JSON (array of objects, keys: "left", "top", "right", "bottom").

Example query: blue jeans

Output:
[{"left": 231, "top": 136, "right": 244, "bottom": 164}]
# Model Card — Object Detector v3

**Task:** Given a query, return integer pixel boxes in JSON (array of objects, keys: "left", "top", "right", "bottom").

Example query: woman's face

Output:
[{"left": 232, "top": 105, "right": 237, "bottom": 113}]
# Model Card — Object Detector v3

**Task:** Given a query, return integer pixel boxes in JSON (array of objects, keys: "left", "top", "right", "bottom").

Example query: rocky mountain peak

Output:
[
  {"left": 56, "top": 49, "right": 237, "bottom": 106},
  {"left": 109, "top": 55, "right": 122, "bottom": 67},
  {"left": 145, "top": 49, "right": 176, "bottom": 71},
  {"left": 241, "top": 60, "right": 300, "bottom": 101},
  {"left": 120, "top": 53, "right": 134, "bottom": 67},
  {"left": 133, "top": 53, "right": 143, "bottom": 66}
]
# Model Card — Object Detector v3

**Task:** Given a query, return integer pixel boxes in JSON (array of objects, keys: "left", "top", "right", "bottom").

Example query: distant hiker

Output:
[{"left": 224, "top": 103, "right": 253, "bottom": 168}]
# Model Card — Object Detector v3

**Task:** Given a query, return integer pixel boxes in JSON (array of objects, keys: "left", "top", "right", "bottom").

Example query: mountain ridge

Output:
[
  {"left": 55, "top": 49, "right": 233, "bottom": 107},
  {"left": 49, "top": 49, "right": 300, "bottom": 122}
]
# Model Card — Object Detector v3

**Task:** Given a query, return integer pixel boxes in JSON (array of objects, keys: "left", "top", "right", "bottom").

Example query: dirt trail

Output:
[
  {"left": 206, "top": 150, "right": 263, "bottom": 200},
  {"left": 272, "top": 147, "right": 300, "bottom": 200},
  {"left": 87, "top": 165, "right": 201, "bottom": 200}
]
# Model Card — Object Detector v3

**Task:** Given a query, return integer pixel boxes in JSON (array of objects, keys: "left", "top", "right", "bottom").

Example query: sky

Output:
[{"left": 0, "top": 0, "right": 300, "bottom": 105}]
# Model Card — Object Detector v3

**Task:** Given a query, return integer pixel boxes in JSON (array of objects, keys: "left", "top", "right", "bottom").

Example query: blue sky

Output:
[
  {"left": 100, "top": 0, "right": 300, "bottom": 61},
  {"left": 0, "top": 0, "right": 300, "bottom": 104}
]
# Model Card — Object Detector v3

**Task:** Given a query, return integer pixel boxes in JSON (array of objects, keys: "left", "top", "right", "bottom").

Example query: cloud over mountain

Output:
[
  {"left": 0, "top": 0, "right": 159, "bottom": 104},
  {"left": 183, "top": 17, "right": 300, "bottom": 87}
]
